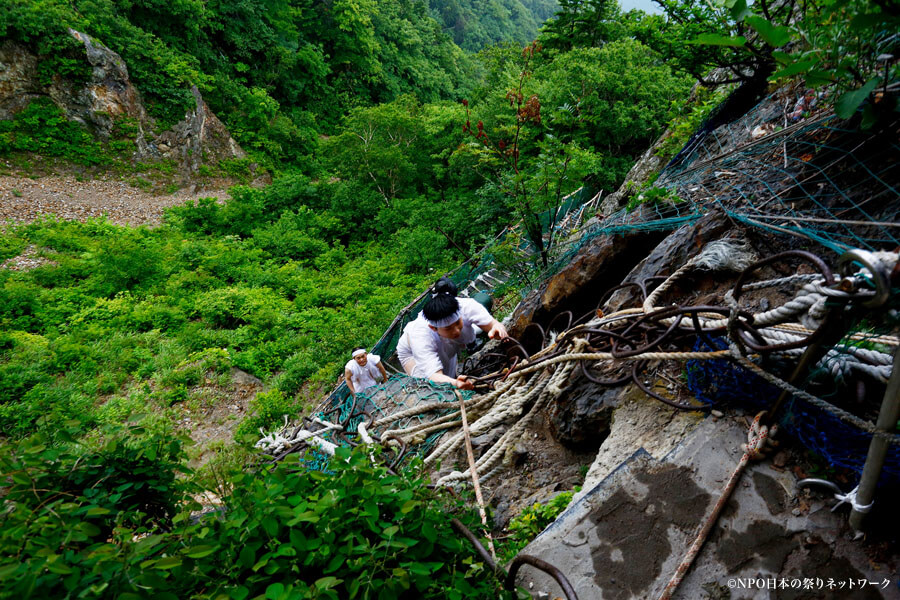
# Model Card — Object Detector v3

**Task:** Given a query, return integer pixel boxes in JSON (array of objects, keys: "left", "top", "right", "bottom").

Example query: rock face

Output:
[
  {"left": 63, "top": 30, "right": 150, "bottom": 145},
  {"left": 549, "top": 380, "right": 617, "bottom": 450},
  {"left": 0, "top": 42, "right": 41, "bottom": 119},
  {"left": 517, "top": 415, "right": 898, "bottom": 600},
  {"left": 0, "top": 31, "right": 245, "bottom": 176},
  {"left": 598, "top": 136, "right": 671, "bottom": 216},
  {"left": 505, "top": 203, "right": 673, "bottom": 337},
  {"left": 153, "top": 85, "right": 246, "bottom": 173}
]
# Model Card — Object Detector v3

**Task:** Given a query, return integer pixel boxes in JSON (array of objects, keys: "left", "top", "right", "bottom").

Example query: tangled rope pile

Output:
[{"left": 257, "top": 241, "right": 899, "bottom": 485}]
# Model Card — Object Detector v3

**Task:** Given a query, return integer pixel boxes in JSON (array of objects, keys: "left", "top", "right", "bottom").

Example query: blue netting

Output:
[
  {"left": 685, "top": 337, "right": 781, "bottom": 411},
  {"left": 686, "top": 337, "right": 900, "bottom": 482}
]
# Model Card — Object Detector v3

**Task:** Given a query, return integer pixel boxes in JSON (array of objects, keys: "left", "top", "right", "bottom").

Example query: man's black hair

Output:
[{"left": 423, "top": 277, "right": 459, "bottom": 322}]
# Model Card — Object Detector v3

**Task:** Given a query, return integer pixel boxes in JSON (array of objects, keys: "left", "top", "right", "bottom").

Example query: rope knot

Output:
[
  {"left": 742, "top": 412, "right": 777, "bottom": 461},
  {"left": 832, "top": 485, "right": 874, "bottom": 514}
]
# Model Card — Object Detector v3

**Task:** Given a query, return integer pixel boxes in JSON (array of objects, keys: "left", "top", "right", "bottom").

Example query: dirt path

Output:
[{"left": 0, "top": 174, "right": 232, "bottom": 227}]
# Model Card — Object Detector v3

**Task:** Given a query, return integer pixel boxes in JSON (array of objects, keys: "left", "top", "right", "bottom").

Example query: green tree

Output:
[
  {"left": 538, "top": 0, "right": 624, "bottom": 54},
  {"left": 323, "top": 95, "right": 445, "bottom": 203},
  {"left": 534, "top": 40, "right": 692, "bottom": 164}
]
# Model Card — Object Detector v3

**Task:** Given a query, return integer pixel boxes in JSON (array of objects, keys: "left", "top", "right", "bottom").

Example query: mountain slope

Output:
[{"left": 427, "top": 0, "right": 559, "bottom": 51}]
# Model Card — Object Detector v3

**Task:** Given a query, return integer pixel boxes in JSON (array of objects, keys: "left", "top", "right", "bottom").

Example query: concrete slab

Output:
[{"left": 516, "top": 415, "right": 900, "bottom": 600}]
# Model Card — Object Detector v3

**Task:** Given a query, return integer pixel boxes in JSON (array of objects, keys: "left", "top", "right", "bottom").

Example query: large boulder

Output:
[{"left": 63, "top": 29, "right": 150, "bottom": 145}]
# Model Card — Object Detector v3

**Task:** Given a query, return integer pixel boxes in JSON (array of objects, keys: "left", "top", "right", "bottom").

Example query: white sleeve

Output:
[
  {"left": 407, "top": 324, "right": 444, "bottom": 377},
  {"left": 369, "top": 354, "right": 381, "bottom": 365},
  {"left": 459, "top": 297, "right": 493, "bottom": 327}
]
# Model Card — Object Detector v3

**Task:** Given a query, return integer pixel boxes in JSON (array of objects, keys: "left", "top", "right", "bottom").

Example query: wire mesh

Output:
[{"left": 657, "top": 88, "right": 900, "bottom": 254}]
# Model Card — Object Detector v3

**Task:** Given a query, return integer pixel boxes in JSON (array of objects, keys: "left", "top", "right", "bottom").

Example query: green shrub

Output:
[
  {"left": 250, "top": 209, "right": 337, "bottom": 263},
  {"left": 130, "top": 299, "right": 187, "bottom": 332},
  {"left": 166, "top": 197, "right": 225, "bottom": 235},
  {"left": 0, "top": 279, "right": 42, "bottom": 330},
  {"left": 655, "top": 86, "right": 731, "bottom": 160},
  {"left": 498, "top": 489, "right": 577, "bottom": 563},
  {"left": 191, "top": 447, "right": 512, "bottom": 599},
  {"left": 0, "top": 421, "right": 196, "bottom": 598},
  {"left": 624, "top": 182, "right": 684, "bottom": 212},
  {"left": 275, "top": 349, "right": 321, "bottom": 396},
  {"left": 89, "top": 231, "right": 165, "bottom": 296},
  {"left": 0, "top": 235, "right": 26, "bottom": 262},
  {"left": 0, "top": 99, "right": 108, "bottom": 166},
  {"left": 0, "top": 439, "right": 511, "bottom": 599},
  {"left": 193, "top": 286, "right": 291, "bottom": 329},
  {"left": 233, "top": 337, "right": 300, "bottom": 377},
  {"left": 396, "top": 226, "right": 448, "bottom": 273},
  {"left": 235, "top": 389, "right": 296, "bottom": 440}
]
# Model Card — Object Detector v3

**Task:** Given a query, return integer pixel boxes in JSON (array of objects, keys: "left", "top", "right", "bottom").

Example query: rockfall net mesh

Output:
[
  {"left": 656, "top": 86, "right": 900, "bottom": 254},
  {"left": 686, "top": 336, "right": 900, "bottom": 482}
]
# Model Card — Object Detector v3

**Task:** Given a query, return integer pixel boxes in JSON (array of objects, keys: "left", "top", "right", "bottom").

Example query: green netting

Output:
[{"left": 306, "top": 374, "right": 472, "bottom": 469}]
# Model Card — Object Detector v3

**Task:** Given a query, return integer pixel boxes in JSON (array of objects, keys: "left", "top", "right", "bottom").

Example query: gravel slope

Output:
[{"left": 0, "top": 174, "right": 231, "bottom": 227}]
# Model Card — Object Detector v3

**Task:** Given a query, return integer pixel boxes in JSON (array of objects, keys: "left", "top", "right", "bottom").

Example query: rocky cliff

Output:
[{"left": 0, "top": 29, "right": 245, "bottom": 177}]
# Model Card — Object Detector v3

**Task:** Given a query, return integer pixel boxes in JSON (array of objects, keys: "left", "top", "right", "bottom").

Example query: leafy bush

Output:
[
  {"left": 624, "top": 183, "right": 683, "bottom": 213},
  {"left": 0, "top": 236, "right": 26, "bottom": 262},
  {"left": 0, "top": 99, "right": 109, "bottom": 165},
  {"left": 89, "top": 231, "right": 165, "bottom": 296},
  {"left": 274, "top": 349, "right": 321, "bottom": 396},
  {"left": 396, "top": 226, "right": 448, "bottom": 273},
  {"left": 1, "top": 438, "right": 510, "bottom": 599},
  {"left": 235, "top": 389, "right": 296, "bottom": 441},
  {"left": 193, "top": 286, "right": 292, "bottom": 329},
  {"left": 191, "top": 447, "right": 512, "bottom": 599},
  {"left": 498, "top": 489, "right": 576, "bottom": 563},
  {"left": 0, "top": 420, "right": 196, "bottom": 598},
  {"left": 654, "top": 86, "right": 731, "bottom": 160}
]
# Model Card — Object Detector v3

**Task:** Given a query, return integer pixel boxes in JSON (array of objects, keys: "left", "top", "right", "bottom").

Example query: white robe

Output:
[
  {"left": 344, "top": 354, "right": 383, "bottom": 393},
  {"left": 396, "top": 298, "right": 492, "bottom": 378}
]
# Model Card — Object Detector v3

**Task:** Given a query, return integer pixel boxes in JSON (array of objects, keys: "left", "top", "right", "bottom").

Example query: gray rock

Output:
[
  {"left": 550, "top": 380, "right": 616, "bottom": 450},
  {"left": 492, "top": 500, "right": 510, "bottom": 529},
  {"left": 231, "top": 368, "right": 263, "bottom": 387},
  {"left": 511, "top": 443, "right": 529, "bottom": 465},
  {"left": 0, "top": 33, "right": 245, "bottom": 179},
  {"left": 471, "top": 425, "right": 507, "bottom": 450}
]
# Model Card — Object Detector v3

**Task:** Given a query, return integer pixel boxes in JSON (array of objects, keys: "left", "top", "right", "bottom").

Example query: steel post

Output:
[{"left": 849, "top": 347, "right": 900, "bottom": 530}]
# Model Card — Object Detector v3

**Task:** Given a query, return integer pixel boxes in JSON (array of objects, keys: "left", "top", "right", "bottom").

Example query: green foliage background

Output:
[
  {"left": 5, "top": 0, "right": 892, "bottom": 595},
  {"left": 0, "top": 2, "right": 698, "bottom": 591}
]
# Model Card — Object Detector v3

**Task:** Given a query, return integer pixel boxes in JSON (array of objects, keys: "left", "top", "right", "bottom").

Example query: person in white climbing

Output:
[
  {"left": 397, "top": 277, "right": 508, "bottom": 390},
  {"left": 344, "top": 347, "right": 388, "bottom": 396}
]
